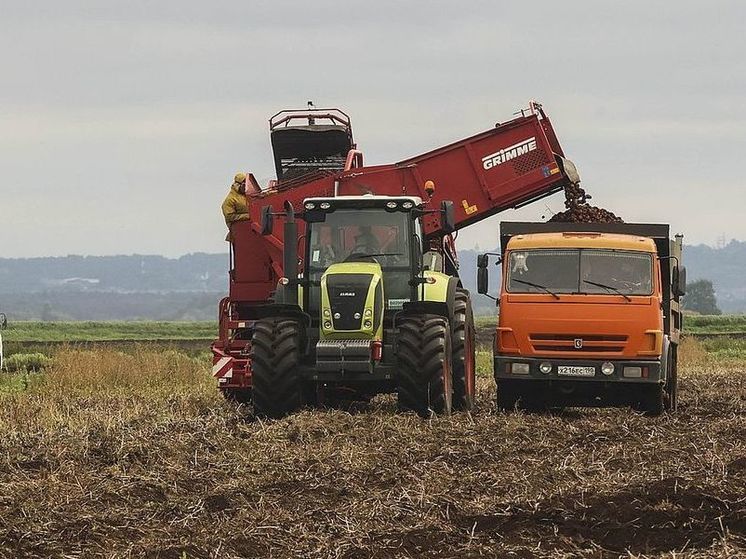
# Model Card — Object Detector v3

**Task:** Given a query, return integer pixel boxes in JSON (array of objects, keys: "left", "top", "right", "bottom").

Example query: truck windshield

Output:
[{"left": 507, "top": 249, "right": 653, "bottom": 296}]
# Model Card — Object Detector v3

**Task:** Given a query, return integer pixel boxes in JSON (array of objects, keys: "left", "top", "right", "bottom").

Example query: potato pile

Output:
[{"left": 549, "top": 182, "right": 623, "bottom": 223}]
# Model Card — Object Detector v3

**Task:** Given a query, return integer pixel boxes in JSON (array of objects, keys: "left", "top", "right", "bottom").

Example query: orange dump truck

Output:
[{"left": 478, "top": 222, "right": 686, "bottom": 415}]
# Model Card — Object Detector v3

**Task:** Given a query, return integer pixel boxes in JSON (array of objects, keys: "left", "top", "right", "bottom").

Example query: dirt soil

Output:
[{"left": 0, "top": 345, "right": 744, "bottom": 558}]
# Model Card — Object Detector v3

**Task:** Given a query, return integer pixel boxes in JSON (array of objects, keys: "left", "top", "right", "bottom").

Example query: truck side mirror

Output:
[
  {"left": 477, "top": 267, "right": 489, "bottom": 295},
  {"left": 440, "top": 201, "right": 456, "bottom": 233},
  {"left": 477, "top": 254, "right": 489, "bottom": 294},
  {"left": 674, "top": 266, "right": 687, "bottom": 297},
  {"left": 260, "top": 205, "right": 274, "bottom": 236}
]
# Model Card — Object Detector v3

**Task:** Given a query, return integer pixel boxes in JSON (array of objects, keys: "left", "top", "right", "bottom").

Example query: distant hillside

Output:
[
  {"left": 0, "top": 241, "right": 744, "bottom": 320},
  {"left": 0, "top": 254, "right": 228, "bottom": 320},
  {"left": 0, "top": 253, "right": 227, "bottom": 294}
]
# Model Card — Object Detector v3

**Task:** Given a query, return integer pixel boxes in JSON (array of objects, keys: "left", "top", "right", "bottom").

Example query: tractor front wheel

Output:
[
  {"left": 250, "top": 317, "right": 303, "bottom": 419},
  {"left": 396, "top": 315, "right": 453, "bottom": 418}
]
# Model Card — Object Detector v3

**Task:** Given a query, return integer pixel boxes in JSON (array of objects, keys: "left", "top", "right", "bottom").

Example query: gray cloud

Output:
[{"left": 1, "top": 1, "right": 744, "bottom": 257}]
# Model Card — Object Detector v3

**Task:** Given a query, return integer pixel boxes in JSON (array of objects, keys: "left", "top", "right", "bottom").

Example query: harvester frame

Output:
[{"left": 211, "top": 101, "right": 579, "bottom": 417}]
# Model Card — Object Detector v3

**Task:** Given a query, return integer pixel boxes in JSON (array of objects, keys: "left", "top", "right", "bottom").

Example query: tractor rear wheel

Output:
[
  {"left": 250, "top": 317, "right": 303, "bottom": 419},
  {"left": 396, "top": 315, "right": 453, "bottom": 418},
  {"left": 452, "top": 288, "right": 476, "bottom": 411}
]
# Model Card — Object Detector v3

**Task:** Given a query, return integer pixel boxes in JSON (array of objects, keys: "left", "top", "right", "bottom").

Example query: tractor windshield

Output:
[
  {"left": 506, "top": 249, "right": 653, "bottom": 296},
  {"left": 307, "top": 209, "right": 413, "bottom": 304}
]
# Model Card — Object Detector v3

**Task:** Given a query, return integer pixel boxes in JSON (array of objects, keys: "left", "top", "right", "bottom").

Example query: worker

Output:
[
  {"left": 222, "top": 172, "right": 250, "bottom": 241},
  {"left": 352, "top": 225, "right": 380, "bottom": 255}
]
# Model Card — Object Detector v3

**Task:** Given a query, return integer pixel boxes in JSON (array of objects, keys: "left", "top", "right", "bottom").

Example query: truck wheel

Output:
[
  {"left": 496, "top": 380, "right": 519, "bottom": 411},
  {"left": 665, "top": 347, "right": 678, "bottom": 412},
  {"left": 638, "top": 384, "right": 665, "bottom": 417},
  {"left": 452, "top": 289, "right": 476, "bottom": 411},
  {"left": 250, "top": 317, "right": 303, "bottom": 419},
  {"left": 396, "top": 315, "right": 453, "bottom": 418}
]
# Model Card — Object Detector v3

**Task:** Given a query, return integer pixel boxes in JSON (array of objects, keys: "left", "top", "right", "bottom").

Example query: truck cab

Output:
[{"left": 479, "top": 222, "right": 685, "bottom": 415}]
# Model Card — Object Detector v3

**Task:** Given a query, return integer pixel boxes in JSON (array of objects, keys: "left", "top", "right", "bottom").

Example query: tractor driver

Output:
[{"left": 352, "top": 225, "right": 380, "bottom": 255}]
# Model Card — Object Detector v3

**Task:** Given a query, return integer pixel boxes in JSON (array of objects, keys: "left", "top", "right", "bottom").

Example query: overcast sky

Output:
[{"left": 2, "top": 1, "right": 744, "bottom": 258}]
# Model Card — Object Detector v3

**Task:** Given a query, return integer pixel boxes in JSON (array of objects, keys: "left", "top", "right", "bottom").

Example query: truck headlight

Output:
[
  {"left": 539, "top": 362, "right": 552, "bottom": 374},
  {"left": 511, "top": 363, "right": 530, "bottom": 375},
  {"left": 601, "top": 362, "right": 615, "bottom": 376}
]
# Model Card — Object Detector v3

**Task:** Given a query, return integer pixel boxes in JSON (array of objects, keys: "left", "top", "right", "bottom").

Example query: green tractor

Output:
[{"left": 254, "top": 194, "right": 476, "bottom": 418}]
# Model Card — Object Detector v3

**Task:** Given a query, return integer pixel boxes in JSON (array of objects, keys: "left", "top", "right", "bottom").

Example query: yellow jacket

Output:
[{"left": 222, "top": 182, "right": 250, "bottom": 240}]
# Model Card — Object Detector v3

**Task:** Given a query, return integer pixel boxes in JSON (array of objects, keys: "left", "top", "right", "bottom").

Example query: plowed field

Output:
[{"left": 0, "top": 340, "right": 744, "bottom": 558}]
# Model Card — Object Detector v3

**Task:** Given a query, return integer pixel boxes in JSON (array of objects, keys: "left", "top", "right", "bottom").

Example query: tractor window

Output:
[
  {"left": 307, "top": 209, "right": 413, "bottom": 306},
  {"left": 308, "top": 210, "right": 410, "bottom": 276}
]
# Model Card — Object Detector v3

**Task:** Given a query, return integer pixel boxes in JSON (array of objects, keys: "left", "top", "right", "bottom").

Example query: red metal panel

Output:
[{"left": 229, "top": 107, "right": 571, "bottom": 303}]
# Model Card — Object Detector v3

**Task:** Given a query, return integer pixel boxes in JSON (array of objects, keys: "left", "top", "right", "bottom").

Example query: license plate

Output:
[{"left": 557, "top": 366, "right": 596, "bottom": 377}]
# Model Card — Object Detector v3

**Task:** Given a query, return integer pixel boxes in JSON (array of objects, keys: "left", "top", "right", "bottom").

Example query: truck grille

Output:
[{"left": 529, "top": 333, "right": 628, "bottom": 354}]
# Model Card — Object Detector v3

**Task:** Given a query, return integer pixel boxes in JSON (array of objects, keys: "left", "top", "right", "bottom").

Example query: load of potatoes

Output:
[{"left": 549, "top": 182, "right": 623, "bottom": 223}]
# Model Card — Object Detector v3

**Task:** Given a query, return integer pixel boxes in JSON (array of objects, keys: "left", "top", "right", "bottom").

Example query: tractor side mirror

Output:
[
  {"left": 674, "top": 266, "right": 687, "bottom": 297},
  {"left": 440, "top": 201, "right": 456, "bottom": 233},
  {"left": 260, "top": 205, "right": 274, "bottom": 236},
  {"left": 477, "top": 254, "right": 489, "bottom": 295}
]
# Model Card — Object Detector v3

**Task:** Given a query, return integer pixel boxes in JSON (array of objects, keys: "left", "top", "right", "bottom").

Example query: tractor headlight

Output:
[
  {"left": 364, "top": 320, "right": 373, "bottom": 329},
  {"left": 304, "top": 202, "right": 316, "bottom": 210},
  {"left": 386, "top": 201, "right": 397, "bottom": 209},
  {"left": 354, "top": 312, "right": 361, "bottom": 319},
  {"left": 320, "top": 202, "right": 331, "bottom": 209},
  {"left": 323, "top": 309, "right": 331, "bottom": 317},
  {"left": 323, "top": 321, "right": 332, "bottom": 329},
  {"left": 402, "top": 201, "right": 414, "bottom": 209},
  {"left": 601, "top": 362, "right": 615, "bottom": 376},
  {"left": 364, "top": 308, "right": 373, "bottom": 317}
]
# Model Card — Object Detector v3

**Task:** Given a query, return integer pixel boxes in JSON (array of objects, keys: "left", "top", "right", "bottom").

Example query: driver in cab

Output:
[{"left": 351, "top": 226, "right": 380, "bottom": 256}]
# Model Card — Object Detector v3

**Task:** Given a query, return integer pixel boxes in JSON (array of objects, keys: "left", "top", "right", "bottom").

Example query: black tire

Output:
[
  {"left": 637, "top": 384, "right": 665, "bottom": 417},
  {"left": 665, "top": 347, "right": 678, "bottom": 412},
  {"left": 250, "top": 317, "right": 303, "bottom": 419},
  {"left": 452, "top": 289, "right": 476, "bottom": 411},
  {"left": 396, "top": 315, "right": 453, "bottom": 418},
  {"left": 496, "top": 380, "right": 519, "bottom": 411}
]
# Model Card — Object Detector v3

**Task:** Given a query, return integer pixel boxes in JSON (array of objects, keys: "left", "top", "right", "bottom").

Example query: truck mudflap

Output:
[{"left": 494, "top": 356, "right": 662, "bottom": 383}]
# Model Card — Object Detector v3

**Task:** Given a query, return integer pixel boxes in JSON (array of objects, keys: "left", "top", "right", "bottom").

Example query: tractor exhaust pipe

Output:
[{"left": 283, "top": 201, "right": 298, "bottom": 306}]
